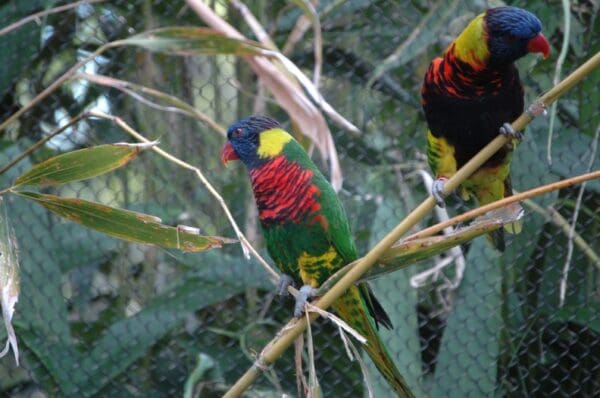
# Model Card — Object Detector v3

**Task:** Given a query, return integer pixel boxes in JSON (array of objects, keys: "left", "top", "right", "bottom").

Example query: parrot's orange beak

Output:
[
  {"left": 220, "top": 142, "right": 239, "bottom": 166},
  {"left": 528, "top": 33, "right": 550, "bottom": 59}
]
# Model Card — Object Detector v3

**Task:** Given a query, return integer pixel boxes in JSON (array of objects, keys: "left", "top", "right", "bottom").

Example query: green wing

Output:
[{"left": 281, "top": 139, "right": 358, "bottom": 264}]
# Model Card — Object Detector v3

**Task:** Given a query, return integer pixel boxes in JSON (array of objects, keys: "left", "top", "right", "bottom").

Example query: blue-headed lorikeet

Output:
[
  {"left": 422, "top": 6, "right": 550, "bottom": 251},
  {"left": 221, "top": 116, "right": 414, "bottom": 397}
]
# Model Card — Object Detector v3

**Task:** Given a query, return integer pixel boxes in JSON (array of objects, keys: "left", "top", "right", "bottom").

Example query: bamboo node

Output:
[
  {"left": 526, "top": 101, "right": 548, "bottom": 118},
  {"left": 253, "top": 358, "right": 273, "bottom": 372}
]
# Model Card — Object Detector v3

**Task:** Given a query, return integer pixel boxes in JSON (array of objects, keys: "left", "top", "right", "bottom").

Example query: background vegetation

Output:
[{"left": 0, "top": 0, "right": 598, "bottom": 397}]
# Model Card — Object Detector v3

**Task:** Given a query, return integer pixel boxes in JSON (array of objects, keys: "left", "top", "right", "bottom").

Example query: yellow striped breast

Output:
[{"left": 298, "top": 246, "right": 341, "bottom": 287}]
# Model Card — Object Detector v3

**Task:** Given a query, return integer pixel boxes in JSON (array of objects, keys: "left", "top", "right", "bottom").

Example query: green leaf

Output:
[
  {"left": 554, "top": 304, "right": 600, "bottom": 334},
  {"left": 13, "top": 191, "right": 235, "bottom": 252},
  {"left": 120, "top": 27, "right": 269, "bottom": 56},
  {"left": 431, "top": 240, "right": 502, "bottom": 397},
  {"left": 13, "top": 142, "right": 156, "bottom": 187}
]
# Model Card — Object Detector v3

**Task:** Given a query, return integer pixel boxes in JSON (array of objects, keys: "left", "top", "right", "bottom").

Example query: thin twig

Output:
[
  {"left": 0, "top": 42, "right": 120, "bottom": 133},
  {"left": 281, "top": 8, "right": 311, "bottom": 55},
  {"left": 292, "top": 0, "right": 322, "bottom": 87},
  {"left": 74, "top": 73, "right": 226, "bottom": 136},
  {"left": 304, "top": 309, "right": 320, "bottom": 397},
  {"left": 0, "top": 112, "right": 92, "bottom": 176},
  {"left": 366, "top": 0, "right": 460, "bottom": 87},
  {"left": 559, "top": 124, "right": 599, "bottom": 306},
  {"left": 345, "top": 334, "right": 375, "bottom": 398},
  {"left": 405, "top": 171, "right": 600, "bottom": 243},
  {"left": 546, "top": 0, "right": 571, "bottom": 165},
  {"left": 221, "top": 50, "right": 600, "bottom": 398},
  {"left": 523, "top": 198, "right": 600, "bottom": 269},
  {"left": 0, "top": 0, "right": 106, "bottom": 37},
  {"left": 294, "top": 336, "right": 307, "bottom": 396},
  {"left": 230, "top": 0, "right": 278, "bottom": 49}
]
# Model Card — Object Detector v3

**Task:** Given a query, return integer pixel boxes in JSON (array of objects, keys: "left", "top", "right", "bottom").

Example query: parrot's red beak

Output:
[
  {"left": 220, "top": 142, "right": 239, "bottom": 166},
  {"left": 527, "top": 33, "right": 550, "bottom": 59}
]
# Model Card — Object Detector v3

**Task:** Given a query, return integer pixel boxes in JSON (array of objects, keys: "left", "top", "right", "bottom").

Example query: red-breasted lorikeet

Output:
[
  {"left": 221, "top": 116, "right": 414, "bottom": 397},
  {"left": 422, "top": 6, "right": 550, "bottom": 251}
]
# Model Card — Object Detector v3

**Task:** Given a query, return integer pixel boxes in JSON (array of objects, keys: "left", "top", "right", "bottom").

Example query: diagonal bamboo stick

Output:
[{"left": 222, "top": 50, "right": 600, "bottom": 398}]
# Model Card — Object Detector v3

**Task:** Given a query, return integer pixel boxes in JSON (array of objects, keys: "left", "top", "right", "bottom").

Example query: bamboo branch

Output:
[
  {"left": 222, "top": 50, "right": 600, "bottom": 398},
  {"left": 74, "top": 73, "right": 226, "bottom": 136},
  {"left": 405, "top": 170, "right": 600, "bottom": 242},
  {"left": 0, "top": 0, "right": 106, "bottom": 37}
]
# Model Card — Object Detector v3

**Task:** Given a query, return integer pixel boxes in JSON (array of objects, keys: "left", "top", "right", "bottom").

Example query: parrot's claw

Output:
[
  {"left": 526, "top": 102, "right": 547, "bottom": 118},
  {"left": 294, "top": 285, "right": 317, "bottom": 317},
  {"left": 277, "top": 274, "right": 294, "bottom": 297},
  {"left": 432, "top": 177, "right": 448, "bottom": 208},
  {"left": 499, "top": 122, "right": 523, "bottom": 140}
]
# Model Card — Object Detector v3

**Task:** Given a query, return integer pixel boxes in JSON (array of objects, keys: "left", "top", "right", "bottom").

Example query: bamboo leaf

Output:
[
  {"left": 13, "top": 142, "right": 157, "bottom": 187},
  {"left": 13, "top": 191, "right": 235, "bottom": 252},
  {"left": 120, "top": 27, "right": 269, "bottom": 56}
]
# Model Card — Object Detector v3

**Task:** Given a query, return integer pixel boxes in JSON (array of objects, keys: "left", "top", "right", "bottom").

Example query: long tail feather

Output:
[
  {"left": 487, "top": 229, "right": 506, "bottom": 252},
  {"left": 333, "top": 286, "right": 414, "bottom": 397}
]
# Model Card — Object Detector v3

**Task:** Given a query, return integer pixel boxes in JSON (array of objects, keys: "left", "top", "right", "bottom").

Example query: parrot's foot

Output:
[
  {"left": 526, "top": 102, "right": 547, "bottom": 118},
  {"left": 294, "top": 285, "right": 317, "bottom": 317},
  {"left": 432, "top": 177, "right": 448, "bottom": 208},
  {"left": 499, "top": 122, "right": 523, "bottom": 140},
  {"left": 277, "top": 274, "right": 294, "bottom": 296}
]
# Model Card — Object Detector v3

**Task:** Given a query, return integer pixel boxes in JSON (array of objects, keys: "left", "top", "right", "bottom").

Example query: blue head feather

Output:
[
  {"left": 226, "top": 115, "right": 281, "bottom": 167},
  {"left": 485, "top": 6, "right": 543, "bottom": 65}
]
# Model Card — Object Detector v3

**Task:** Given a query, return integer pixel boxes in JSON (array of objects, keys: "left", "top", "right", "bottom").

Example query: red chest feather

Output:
[{"left": 249, "top": 156, "right": 322, "bottom": 225}]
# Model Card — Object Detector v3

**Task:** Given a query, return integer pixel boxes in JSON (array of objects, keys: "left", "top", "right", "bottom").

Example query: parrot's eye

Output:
[{"left": 233, "top": 128, "right": 243, "bottom": 138}]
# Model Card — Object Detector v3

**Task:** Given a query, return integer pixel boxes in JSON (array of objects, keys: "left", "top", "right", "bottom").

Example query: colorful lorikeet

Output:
[
  {"left": 221, "top": 116, "right": 414, "bottom": 397},
  {"left": 421, "top": 6, "right": 550, "bottom": 251}
]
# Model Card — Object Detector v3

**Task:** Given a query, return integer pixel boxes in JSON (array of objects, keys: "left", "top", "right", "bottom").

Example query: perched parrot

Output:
[
  {"left": 421, "top": 6, "right": 550, "bottom": 251},
  {"left": 221, "top": 116, "right": 414, "bottom": 397}
]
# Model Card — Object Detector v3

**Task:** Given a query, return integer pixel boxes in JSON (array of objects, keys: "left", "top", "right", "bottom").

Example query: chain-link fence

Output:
[{"left": 0, "top": 0, "right": 598, "bottom": 397}]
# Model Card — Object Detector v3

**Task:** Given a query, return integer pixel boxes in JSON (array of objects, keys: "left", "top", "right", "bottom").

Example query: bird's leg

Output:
[
  {"left": 499, "top": 122, "right": 523, "bottom": 140},
  {"left": 294, "top": 285, "right": 318, "bottom": 317},
  {"left": 277, "top": 274, "right": 295, "bottom": 296},
  {"left": 431, "top": 177, "right": 449, "bottom": 208}
]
